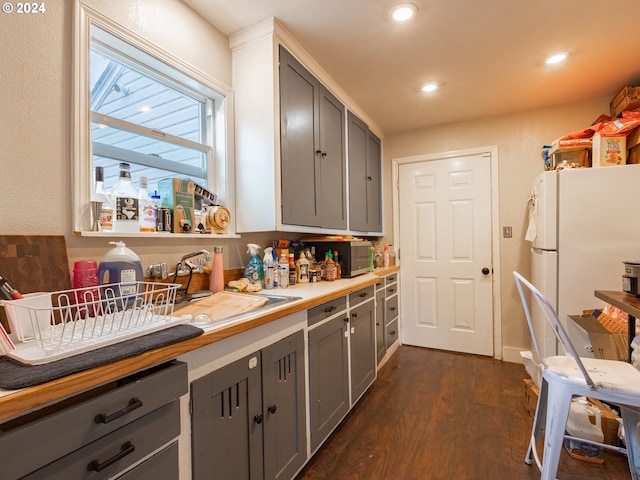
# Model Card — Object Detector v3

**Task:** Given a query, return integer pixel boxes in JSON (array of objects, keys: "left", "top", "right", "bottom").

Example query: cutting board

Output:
[
  {"left": 176, "top": 291, "right": 269, "bottom": 322},
  {"left": 0, "top": 235, "right": 71, "bottom": 333}
]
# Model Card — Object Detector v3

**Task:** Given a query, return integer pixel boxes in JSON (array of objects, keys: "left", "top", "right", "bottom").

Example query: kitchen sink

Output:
[{"left": 186, "top": 292, "right": 302, "bottom": 331}]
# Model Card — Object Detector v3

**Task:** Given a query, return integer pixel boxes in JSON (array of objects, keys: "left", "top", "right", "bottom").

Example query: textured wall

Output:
[{"left": 384, "top": 97, "right": 610, "bottom": 357}]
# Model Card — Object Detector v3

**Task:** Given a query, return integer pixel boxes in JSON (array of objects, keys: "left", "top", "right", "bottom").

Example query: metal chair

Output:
[{"left": 513, "top": 271, "right": 640, "bottom": 479}]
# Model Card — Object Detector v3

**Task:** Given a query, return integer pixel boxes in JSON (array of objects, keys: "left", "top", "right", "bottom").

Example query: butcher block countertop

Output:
[{"left": 0, "top": 267, "right": 399, "bottom": 422}]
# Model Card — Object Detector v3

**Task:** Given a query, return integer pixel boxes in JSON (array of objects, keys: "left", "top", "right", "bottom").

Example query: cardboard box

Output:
[
  {"left": 610, "top": 85, "right": 640, "bottom": 118},
  {"left": 523, "top": 378, "right": 539, "bottom": 417},
  {"left": 592, "top": 133, "right": 627, "bottom": 167},
  {"left": 568, "top": 314, "right": 628, "bottom": 361},
  {"left": 157, "top": 178, "right": 195, "bottom": 233}
]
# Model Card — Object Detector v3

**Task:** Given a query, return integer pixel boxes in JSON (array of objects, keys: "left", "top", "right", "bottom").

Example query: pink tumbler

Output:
[{"left": 73, "top": 260, "right": 99, "bottom": 317}]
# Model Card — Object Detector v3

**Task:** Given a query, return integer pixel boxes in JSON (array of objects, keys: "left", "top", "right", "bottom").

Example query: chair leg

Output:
[
  {"left": 526, "top": 379, "right": 548, "bottom": 468},
  {"left": 539, "top": 382, "right": 573, "bottom": 480},
  {"left": 620, "top": 406, "right": 640, "bottom": 480}
]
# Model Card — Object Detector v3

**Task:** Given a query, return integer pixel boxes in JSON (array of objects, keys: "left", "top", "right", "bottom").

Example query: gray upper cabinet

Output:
[
  {"left": 348, "top": 112, "right": 382, "bottom": 233},
  {"left": 280, "top": 46, "right": 347, "bottom": 230}
]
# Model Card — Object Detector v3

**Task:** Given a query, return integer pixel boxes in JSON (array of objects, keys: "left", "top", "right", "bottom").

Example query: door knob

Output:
[{"left": 481, "top": 267, "right": 490, "bottom": 275}]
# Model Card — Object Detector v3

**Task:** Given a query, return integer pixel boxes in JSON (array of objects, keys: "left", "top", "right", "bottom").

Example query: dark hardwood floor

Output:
[{"left": 296, "top": 345, "right": 631, "bottom": 480}]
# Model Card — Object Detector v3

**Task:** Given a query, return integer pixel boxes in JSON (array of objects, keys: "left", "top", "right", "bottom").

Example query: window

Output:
[{"left": 73, "top": 3, "right": 233, "bottom": 235}]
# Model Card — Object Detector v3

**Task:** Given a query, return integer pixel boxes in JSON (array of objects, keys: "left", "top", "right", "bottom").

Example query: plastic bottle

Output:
[
  {"left": 151, "top": 191, "right": 163, "bottom": 232},
  {"left": 243, "top": 243, "right": 264, "bottom": 286},
  {"left": 209, "top": 246, "right": 224, "bottom": 293},
  {"left": 93, "top": 166, "right": 113, "bottom": 232},
  {"left": 138, "top": 177, "right": 157, "bottom": 233},
  {"left": 278, "top": 251, "right": 289, "bottom": 289},
  {"left": 563, "top": 397, "right": 604, "bottom": 464},
  {"left": 97, "top": 241, "right": 143, "bottom": 298},
  {"left": 288, "top": 253, "right": 297, "bottom": 286},
  {"left": 333, "top": 250, "right": 341, "bottom": 279},
  {"left": 73, "top": 260, "right": 99, "bottom": 317},
  {"left": 111, "top": 163, "right": 139, "bottom": 233},
  {"left": 296, "top": 251, "right": 310, "bottom": 283},
  {"left": 369, "top": 243, "right": 375, "bottom": 272},
  {"left": 383, "top": 245, "right": 390, "bottom": 268},
  {"left": 324, "top": 251, "right": 336, "bottom": 281},
  {"left": 263, "top": 247, "right": 276, "bottom": 290}
]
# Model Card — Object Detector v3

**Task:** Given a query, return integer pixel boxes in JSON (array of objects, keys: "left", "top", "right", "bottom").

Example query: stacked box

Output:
[
  {"left": 158, "top": 178, "right": 195, "bottom": 233},
  {"left": 592, "top": 133, "right": 627, "bottom": 167},
  {"left": 610, "top": 85, "right": 640, "bottom": 118}
]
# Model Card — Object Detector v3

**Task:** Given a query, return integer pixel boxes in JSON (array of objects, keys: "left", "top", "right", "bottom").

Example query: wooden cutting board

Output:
[
  {"left": 0, "top": 235, "right": 71, "bottom": 333},
  {"left": 176, "top": 291, "right": 269, "bottom": 322}
]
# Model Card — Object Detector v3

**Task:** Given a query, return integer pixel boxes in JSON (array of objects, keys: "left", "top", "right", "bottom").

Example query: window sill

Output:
[{"left": 73, "top": 231, "right": 240, "bottom": 239}]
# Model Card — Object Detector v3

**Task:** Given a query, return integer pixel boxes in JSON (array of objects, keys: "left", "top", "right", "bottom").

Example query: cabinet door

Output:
[
  {"left": 280, "top": 46, "right": 321, "bottom": 227},
  {"left": 365, "top": 129, "right": 382, "bottom": 232},
  {"left": 350, "top": 299, "right": 376, "bottom": 403},
  {"left": 191, "top": 352, "right": 263, "bottom": 480},
  {"left": 308, "top": 315, "right": 349, "bottom": 453},
  {"left": 348, "top": 111, "right": 382, "bottom": 233},
  {"left": 318, "top": 86, "right": 347, "bottom": 229},
  {"left": 375, "top": 289, "right": 386, "bottom": 364},
  {"left": 262, "top": 331, "right": 307, "bottom": 480},
  {"left": 347, "top": 112, "right": 368, "bottom": 232}
]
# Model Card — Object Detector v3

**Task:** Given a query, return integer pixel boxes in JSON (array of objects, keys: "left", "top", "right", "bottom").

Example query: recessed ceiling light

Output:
[
  {"left": 545, "top": 52, "right": 569, "bottom": 65},
  {"left": 390, "top": 3, "right": 418, "bottom": 23},
  {"left": 421, "top": 82, "right": 438, "bottom": 93}
]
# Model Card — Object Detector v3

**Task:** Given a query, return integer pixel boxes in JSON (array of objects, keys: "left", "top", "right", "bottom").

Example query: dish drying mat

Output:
[{"left": 0, "top": 324, "right": 203, "bottom": 389}]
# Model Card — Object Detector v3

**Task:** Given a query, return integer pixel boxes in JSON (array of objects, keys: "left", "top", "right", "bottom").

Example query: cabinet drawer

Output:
[
  {"left": 386, "top": 318, "right": 399, "bottom": 349},
  {"left": 24, "top": 400, "right": 181, "bottom": 480},
  {"left": 385, "top": 273, "right": 398, "bottom": 285},
  {"left": 116, "top": 441, "right": 179, "bottom": 480},
  {"left": 0, "top": 361, "right": 187, "bottom": 479},
  {"left": 386, "top": 282, "right": 398, "bottom": 297},
  {"left": 349, "top": 286, "right": 375, "bottom": 308},
  {"left": 386, "top": 295, "right": 399, "bottom": 320},
  {"left": 308, "top": 296, "right": 347, "bottom": 326}
]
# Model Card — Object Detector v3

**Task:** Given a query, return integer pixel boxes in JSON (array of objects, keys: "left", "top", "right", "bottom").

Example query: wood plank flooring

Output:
[{"left": 296, "top": 345, "right": 631, "bottom": 480}]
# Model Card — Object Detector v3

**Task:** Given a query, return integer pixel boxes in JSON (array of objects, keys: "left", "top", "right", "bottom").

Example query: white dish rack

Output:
[{"left": 0, "top": 282, "right": 192, "bottom": 365}]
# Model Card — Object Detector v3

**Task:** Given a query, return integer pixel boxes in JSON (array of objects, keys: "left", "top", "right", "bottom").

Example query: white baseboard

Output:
[{"left": 502, "top": 346, "right": 526, "bottom": 364}]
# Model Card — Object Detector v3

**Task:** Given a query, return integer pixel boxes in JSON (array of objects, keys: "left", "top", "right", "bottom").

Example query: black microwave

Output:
[{"left": 304, "top": 240, "right": 371, "bottom": 277}]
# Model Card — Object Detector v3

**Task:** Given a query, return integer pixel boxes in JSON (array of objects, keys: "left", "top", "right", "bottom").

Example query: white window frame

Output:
[{"left": 72, "top": 1, "right": 235, "bottom": 236}]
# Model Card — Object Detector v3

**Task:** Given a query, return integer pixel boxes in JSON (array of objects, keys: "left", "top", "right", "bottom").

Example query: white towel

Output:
[{"left": 524, "top": 191, "right": 537, "bottom": 242}]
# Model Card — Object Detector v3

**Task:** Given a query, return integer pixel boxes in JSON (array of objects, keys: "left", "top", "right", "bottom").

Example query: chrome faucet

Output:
[{"left": 178, "top": 249, "right": 211, "bottom": 274}]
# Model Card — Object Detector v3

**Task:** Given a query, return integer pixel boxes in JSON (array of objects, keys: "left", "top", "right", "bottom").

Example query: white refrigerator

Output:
[{"left": 527, "top": 164, "right": 640, "bottom": 358}]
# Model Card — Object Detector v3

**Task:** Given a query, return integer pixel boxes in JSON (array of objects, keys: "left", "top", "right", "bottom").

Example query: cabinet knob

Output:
[
  {"left": 315, "top": 150, "right": 322, "bottom": 156},
  {"left": 359, "top": 292, "right": 368, "bottom": 298},
  {"left": 389, "top": 307, "right": 396, "bottom": 312},
  {"left": 321, "top": 151, "right": 327, "bottom": 158},
  {"left": 367, "top": 176, "right": 372, "bottom": 181},
  {"left": 390, "top": 330, "right": 397, "bottom": 336},
  {"left": 352, "top": 312, "right": 358, "bottom": 318},
  {"left": 324, "top": 305, "right": 337, "bottom": 314},
  {"left": 344, "top": 316, "right": 350, "bottom": 323},
  {"left": 482, "top": 267, "right": 490, "bottom": 275},
  {"left": 268, "top": 404, "right": 277, "bottom": 414},
  {"left": 254, "top": 414, "right": 263, "bottom": 424}
]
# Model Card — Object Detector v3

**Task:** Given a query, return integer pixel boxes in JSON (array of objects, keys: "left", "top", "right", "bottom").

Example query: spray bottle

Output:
[
  {"left": 243, "top": 243, "right": 264, "bottom": 286},
  {"left": 263, "top": 247, "right": 276, "bottom": 290}
]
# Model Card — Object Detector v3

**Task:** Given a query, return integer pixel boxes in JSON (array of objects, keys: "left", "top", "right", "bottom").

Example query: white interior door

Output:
[{"left": 398, "top": 153, "right": 494, "bottom": 356}]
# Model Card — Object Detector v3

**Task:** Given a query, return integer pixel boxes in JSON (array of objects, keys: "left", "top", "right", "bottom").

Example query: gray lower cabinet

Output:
[
  {"left": 307, "top": 288, "right": 376, "bottom": 453},
  {"left": 348, "top": 111, "right": 382, "bottom": 233},
  {"left": 191, "top": 330, "right": 307, "bottom": 480},
  {"left": 349, "top": 290, "right": 376, "bottom": 403},
  {"left": 375, "top": 288, "right": 386, "bottom": 363},
  {"left": 307, "top": 310, "right": 350, "bottom": 453},
  {"left": 0, "top": 361, "right": 187, "bottom": 480},
  {"left": 280, "top": 46, "right": 347, "bottom": 230}
]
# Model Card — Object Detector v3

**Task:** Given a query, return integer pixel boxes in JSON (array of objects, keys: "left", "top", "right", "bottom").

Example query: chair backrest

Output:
[{"left": 513, "top": 271, "right": 597, "bottom": 390}]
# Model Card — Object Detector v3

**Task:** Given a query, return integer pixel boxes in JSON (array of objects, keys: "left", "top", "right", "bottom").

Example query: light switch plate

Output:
[{"left": 503, "top": 226, "right": 512, "bottom": 238}]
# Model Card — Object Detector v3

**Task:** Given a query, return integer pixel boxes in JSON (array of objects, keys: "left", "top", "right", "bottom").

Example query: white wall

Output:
[
  {"left": 0, "top": 0, "right": 279, "bottom": 275},
  {"left": 383, "top": 97, "right": 610, "bottom": 358}
]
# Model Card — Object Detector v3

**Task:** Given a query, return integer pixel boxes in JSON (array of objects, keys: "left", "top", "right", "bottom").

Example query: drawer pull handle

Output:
[
  {"left": 324, "top": 305, "right": 337, "bottom": 314},
  {"left": 94, "top": 398, "right": 143, "bottom": 424},
  {"left": 389, "top": 288, "right": 396, "bottom": 293},
  {"left": 390, "top": 330, "right": 397, "bottom": 335},
  {"left": 359, "top": 292, "right": 368, "bottom": 298},
  {"left": 389, "top": 307, "right": 397, "bottom": 312},
  {"left": 268, "top": 404, "right": 277, "bottom": 414},
  {"left": 254, "top": 414, "right": 263, "bottom": 424},
  {"left": 87, "top": 441, "right": 135, "bottom": 472}
]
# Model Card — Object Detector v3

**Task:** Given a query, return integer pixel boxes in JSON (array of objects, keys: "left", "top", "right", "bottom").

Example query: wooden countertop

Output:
[{"left": 0, "top": 267, "right": 399, "bottom": 422}]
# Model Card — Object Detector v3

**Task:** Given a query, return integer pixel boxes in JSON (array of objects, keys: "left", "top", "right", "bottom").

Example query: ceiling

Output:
[{"left": 183, "top": 0, "right": 640, "bottom": 135}]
